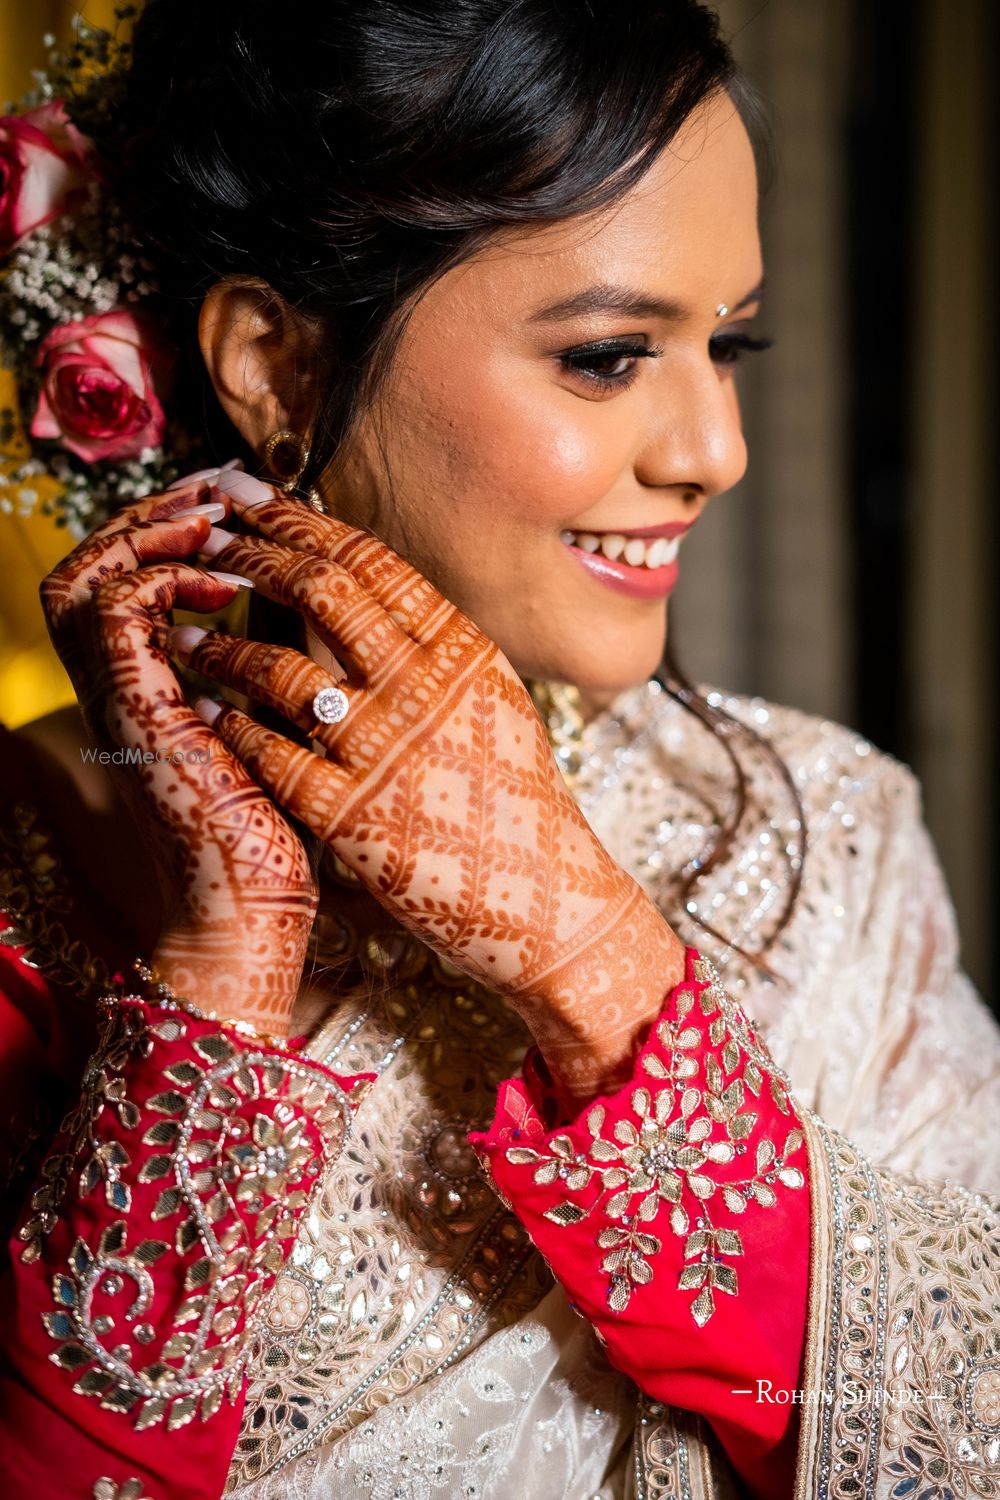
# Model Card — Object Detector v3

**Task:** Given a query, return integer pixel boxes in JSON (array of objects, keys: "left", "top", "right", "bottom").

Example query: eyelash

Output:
[{"left": 559, "top": 333, "right": 776, "bottom": 391}]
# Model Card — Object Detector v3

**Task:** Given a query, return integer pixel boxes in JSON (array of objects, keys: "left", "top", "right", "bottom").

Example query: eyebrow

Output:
[{"left": 526, "top": 276, "right": 766, "bottom": 325}]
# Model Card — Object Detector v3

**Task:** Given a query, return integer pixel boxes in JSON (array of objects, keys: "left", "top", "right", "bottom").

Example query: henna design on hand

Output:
[
  {"left": 38, "top": 483, "right": 319, "bottom": 1028},
  {"left": 183, "top": 487, "right": 686, "bottom": 1101}
]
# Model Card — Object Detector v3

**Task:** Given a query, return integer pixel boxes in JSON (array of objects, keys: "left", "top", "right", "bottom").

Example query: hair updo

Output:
[{"left": 94, "top": 0, "right": 773, "bottom": 496}]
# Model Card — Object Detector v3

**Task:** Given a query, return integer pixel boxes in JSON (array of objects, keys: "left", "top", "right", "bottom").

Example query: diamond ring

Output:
[{"left": 311, "top": 686, "right": 350, "bottom": 726}]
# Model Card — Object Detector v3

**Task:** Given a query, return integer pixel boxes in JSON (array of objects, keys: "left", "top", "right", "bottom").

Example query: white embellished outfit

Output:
[{"left": 1, "top": 680, "right": 998, "bottom": 1500}]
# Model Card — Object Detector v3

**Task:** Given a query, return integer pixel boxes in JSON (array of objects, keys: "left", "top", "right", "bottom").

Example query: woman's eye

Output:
[
  {"left": 709, "top": 332, "right": 776, "bottom": 366},
  {"left": 557, "top": 331, "right": 776, "bottom": 392},
  {"left": 559, "top": 341, "right": 662, "bottom": 392}
]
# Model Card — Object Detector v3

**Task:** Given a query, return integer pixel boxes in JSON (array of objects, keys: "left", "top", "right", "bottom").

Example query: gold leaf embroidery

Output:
[
  {"left": 36, "top": 996, "right": 356, "bottom": 1432},
  {"left": 502, "top": 956, "right": 805, "bottom": 1322}
]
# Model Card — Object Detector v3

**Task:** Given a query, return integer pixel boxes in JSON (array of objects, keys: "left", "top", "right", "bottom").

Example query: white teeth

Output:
[{"left": 560, "top": 529, "right": 681, "bottom": 569}]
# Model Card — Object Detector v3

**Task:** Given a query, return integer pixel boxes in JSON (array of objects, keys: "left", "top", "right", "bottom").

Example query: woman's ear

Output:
[{"left": 197, "top": 279, "right": 317, "bottom": 455}]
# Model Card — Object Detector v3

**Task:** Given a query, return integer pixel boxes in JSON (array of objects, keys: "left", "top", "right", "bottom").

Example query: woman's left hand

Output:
[{"left": 172, "top": 475, "right": 684, "bottom": 1101}]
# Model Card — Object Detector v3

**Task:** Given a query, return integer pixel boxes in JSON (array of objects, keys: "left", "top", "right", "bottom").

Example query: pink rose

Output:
[
  {"left": 31, "top": 309, "right": 172, "bottom": 463},
  {"left": 0, "top": 100, "right": 93, "bottom": 256}
]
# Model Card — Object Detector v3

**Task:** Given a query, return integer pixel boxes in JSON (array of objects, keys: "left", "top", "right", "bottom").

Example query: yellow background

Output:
[{"left": 0, "top": 1, "right": 120, "bottom": 728}]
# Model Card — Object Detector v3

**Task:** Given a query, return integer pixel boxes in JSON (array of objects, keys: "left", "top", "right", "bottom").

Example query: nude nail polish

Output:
[
  {"left": 206, "top": 570, "right": 254, "bottom": 589},
  {"left": 166, "top": 467, "right": 220, "bottom": 490},
  {"left": 196, "top": 525, "right": 236, "bottom": 560},
  {"left": 168, "top": 625, "right": 208, "bottom": 658},
  {"left": 166, "top": 458, "right": 245, "bottom": 491},
  {"left": 214, "top": 470, "right": 278, "bottom": 507},
  {"left": 173, "top": 502, "right": 228, "bottom": 523},
  {"left": 193, "top": 695, "right": 223, "bottom": 725}
]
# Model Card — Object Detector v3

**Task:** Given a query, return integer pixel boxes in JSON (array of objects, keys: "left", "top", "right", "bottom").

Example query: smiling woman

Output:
[{"left": 0, "top": 4, "right": 999, "bottom": 1500}]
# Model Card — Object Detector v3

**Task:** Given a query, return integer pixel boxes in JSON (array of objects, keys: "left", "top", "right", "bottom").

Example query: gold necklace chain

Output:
[{"left": 525, "top": 678, "right": 586, "bottom": 785}]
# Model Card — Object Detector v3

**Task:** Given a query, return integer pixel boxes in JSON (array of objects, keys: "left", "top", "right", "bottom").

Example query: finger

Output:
[
  {"left": 197, "top": 699, "right": 355, "bottom": 844},
  {"left": 185, "top": 533, "right": 415, "bottom": 686},
  {"left": 169, "top": 627, "right": 356, "bottom": 735},
  {"left": 39, "top": 510, "right": 236, "bottom": 702},
  {"left": 215, "top": 470, "right": 453, "bottom": 645},
  {"left": 40, "top": 486, "right": 233, "bottom": 639},
  {"left": 89, "top": 563, "right": 252, "bottom": 751}
]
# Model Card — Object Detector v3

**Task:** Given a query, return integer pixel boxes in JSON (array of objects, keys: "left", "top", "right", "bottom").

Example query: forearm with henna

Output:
[
  {"left": 192, "top": 626, "right": 683, "bottom": 1083},
  {"left": 174, "top": 483, "right": 688, "bottom": 1097},
  {"left": 39, "top": 481, "right": 320, "bottom": 1031}
]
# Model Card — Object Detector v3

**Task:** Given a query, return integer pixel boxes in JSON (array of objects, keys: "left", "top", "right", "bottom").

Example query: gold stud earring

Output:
[{"left": 263, "top": 428, "right": 328, "bottom": 514}]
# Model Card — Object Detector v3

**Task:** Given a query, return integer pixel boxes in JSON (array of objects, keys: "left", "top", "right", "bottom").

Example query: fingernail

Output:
[
  {"left": 206, "top": 569, "right": 254, "bottom": 589},
  {"left": 196, "top": 525, "right": 236, "bottom": 560},
  {"left": 214, "top": 470, "right": 278, "bottom": 508},
  {"left": 168, "top": 624, "right": 208, "bottom": 658},
  {"left": 173, "top": 501, "right": 228, "bottom": 523},
  {"left": 193, "top": 695, "right": 222, "bottom": 725},
  {"left": 167, "top": 467, "right": 219, "bottom": 490},
  {"left": 166, "top": 459, "right": 244, "bottom": 490}
]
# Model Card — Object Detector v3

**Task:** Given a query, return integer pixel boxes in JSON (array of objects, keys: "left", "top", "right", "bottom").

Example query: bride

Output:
[{"left": 1, "top": 2, "right": 998, "bottom": 1497}]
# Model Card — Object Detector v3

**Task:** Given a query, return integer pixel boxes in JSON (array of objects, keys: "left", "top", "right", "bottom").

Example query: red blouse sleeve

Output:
[
  {"left": 470, "top": 946, "right": 811, "bottom": 1500},
  {"left": 0, "top": 958, "right": 373, "bottom": 1500}
]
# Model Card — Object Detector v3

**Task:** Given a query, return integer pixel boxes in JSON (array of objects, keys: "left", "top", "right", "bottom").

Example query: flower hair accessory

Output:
[{"left": 0, "top": 10, "right": 211, "bottom": 537}]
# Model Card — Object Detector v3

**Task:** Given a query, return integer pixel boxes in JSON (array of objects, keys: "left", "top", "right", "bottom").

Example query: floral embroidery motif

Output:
[
  {"left": 18, "top": 999, "right": 151, "bottom": 1264},
  {"left": 28, "top": 994, "right": 360, "bottom": 1431},
  {"left": 502, "top": 956, "right": 805, "bottom": 1324},
  {"left": 967, "top": 1363, "right": 1000, "bottom": 1430},
  {"left": 268, "top": 1272, "right": 314, "bottom": 1333}
]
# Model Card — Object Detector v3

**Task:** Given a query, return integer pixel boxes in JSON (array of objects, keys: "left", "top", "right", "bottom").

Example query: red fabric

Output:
[
  {"left": 0, "top": 849, "right": 809, "bottom": 1499},
  {"left": 0, "top": 951, "right": 372, "bottom": 1500},
  {"left": 470, "top": 946, "right": 811, "bottom": 1500}
]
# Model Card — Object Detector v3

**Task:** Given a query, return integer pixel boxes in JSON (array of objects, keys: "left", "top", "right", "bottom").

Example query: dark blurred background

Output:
[
  {"left": 1, "top": 0, "right": 997, "bottom": 1005},
  {"left": 674, "top": 0, "right": 998, "bottom": 1005}
]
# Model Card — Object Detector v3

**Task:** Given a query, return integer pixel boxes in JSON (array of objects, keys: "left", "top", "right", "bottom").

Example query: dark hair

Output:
[
  {"left": 91, "top": 0, "right": 775, "bottom": 499},
  {"left": 82, "top": 0, "right": 799, "bottom": 969}
]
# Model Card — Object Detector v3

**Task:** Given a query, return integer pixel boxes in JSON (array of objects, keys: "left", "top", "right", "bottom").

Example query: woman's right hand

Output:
[{"left": 38, "top": 468, "right": 319, "bottom": 1030}]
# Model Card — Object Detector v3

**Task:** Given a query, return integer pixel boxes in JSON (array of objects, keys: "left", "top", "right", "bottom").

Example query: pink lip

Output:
[{"left": 565, "top": 543, "right": 680, "bottom": 600}]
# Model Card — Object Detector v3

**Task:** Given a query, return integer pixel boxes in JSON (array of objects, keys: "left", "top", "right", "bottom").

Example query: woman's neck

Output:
[{"left": 575, "top": 685, "right": 618, "bottom": 726}]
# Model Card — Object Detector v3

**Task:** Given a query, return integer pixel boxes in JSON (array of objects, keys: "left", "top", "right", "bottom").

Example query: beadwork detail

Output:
[
  {"left": 798, "top": 1115, "right": 1000, "bottom": 1500},
  {"left": 497, "top": 954, "right": 805, "bottom": 1324},
  {"left": 28, "top": 993, "right": 362, "bottom": 1431},
  {"left": 4, "top": 677, "right": 1000, "bottom": 1498},
  {"left": 92, "top": 1479, "right": 151, "bottom": 1500}
]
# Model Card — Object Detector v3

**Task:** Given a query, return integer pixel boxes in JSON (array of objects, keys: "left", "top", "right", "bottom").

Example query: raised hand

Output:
[
  {"left": 172, "top": 473, "right": 685, "bottom": 1101},
  {"left": 38, "top": 469, "right": 319, "bottom": 1029}
]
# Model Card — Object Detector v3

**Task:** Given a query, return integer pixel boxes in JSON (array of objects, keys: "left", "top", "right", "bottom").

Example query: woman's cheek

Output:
[{"left": 466, "top": 372, "right": 630, "bottom": 519}]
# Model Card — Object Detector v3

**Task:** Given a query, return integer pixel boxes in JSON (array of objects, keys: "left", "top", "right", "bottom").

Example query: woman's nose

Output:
[{"left": 634, "top": 366, "right": 748, "bottom": 499}]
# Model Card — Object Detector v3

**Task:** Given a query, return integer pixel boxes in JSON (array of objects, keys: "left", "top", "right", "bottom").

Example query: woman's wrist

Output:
[
  {"left": 151, "top": 920, "right": 305, "bottom": 1034},
  {"left": 516, "top": 887, "right": 687, "bottom": 1110},
  {"left": 119, "top": 956, "right": 293, "bottom": 1046}
]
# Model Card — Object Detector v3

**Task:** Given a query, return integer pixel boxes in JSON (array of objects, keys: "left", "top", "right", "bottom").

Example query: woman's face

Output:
[{"left": 220, "top": 90, "right": 764, "bottom": 718}]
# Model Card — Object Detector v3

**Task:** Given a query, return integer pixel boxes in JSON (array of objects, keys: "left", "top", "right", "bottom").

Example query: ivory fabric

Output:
[{"left": 219, "top": 680, "right": 1000, "bottom": 1498}]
